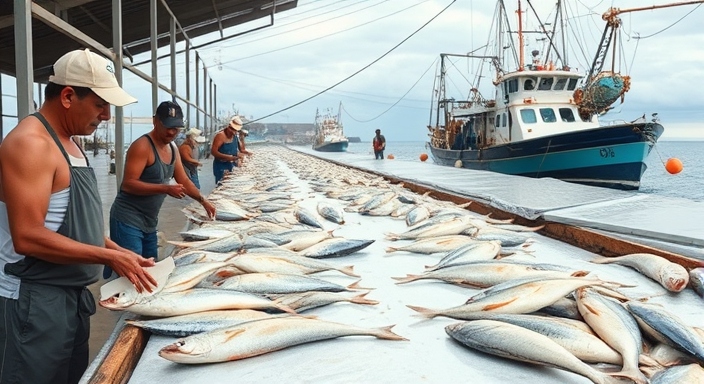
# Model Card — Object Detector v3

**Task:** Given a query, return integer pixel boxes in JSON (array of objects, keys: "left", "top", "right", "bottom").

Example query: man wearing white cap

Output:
[
  {"left": 0, "top": 49, "right": 157, "bottom": 384},
  {"left": 179, "top": 127, "right": 206, "bottom": 189},
  {"left": 211, "top": 115, "right": 243, "bottom": 184}
]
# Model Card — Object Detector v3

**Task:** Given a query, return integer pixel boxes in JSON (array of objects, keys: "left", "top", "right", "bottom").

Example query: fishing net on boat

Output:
[{"left": 574, "top": 71, "right": 630, "bottom": 120}]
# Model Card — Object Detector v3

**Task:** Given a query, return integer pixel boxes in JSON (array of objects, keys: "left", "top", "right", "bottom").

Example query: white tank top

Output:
[{"left": 0, "top": 154, "right": 87, "bottom": 298}]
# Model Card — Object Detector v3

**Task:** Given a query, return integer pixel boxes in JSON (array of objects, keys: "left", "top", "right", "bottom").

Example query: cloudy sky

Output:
[{"left": 5, "top": 0, "right": 704, "bottom": 141}]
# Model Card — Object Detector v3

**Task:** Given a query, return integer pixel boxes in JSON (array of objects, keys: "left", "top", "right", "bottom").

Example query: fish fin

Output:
[
  {"left": 223, "top": 328, "right": 247, "bottom": 343},
  {"left": 348, "top": 280, "right": 374, "bottom": 291},
  {"left": 373, "top": 325, "right": 408, "bottom": 341},
  {"left": 385, "top": 247, "right": 398, "bottom": 253},
  {"left": 272, "top": 302, "right": 298, "bottom": 315},
  {"left": 406, "top": 305, "right": 438, "bottom": 318},
  {"left": 457, "top": 202, "right": 472, "bottom": 208},
  {"left": 391, "top": 274, "right": 421, "bottom": 284},
  {"left": 339, "top": 265, "right": 360, "bottom": 278},
  {"left": 350, "top": 292, "right": 380, "bottom": 305},
  {"left": 482, "top": 298, "right": 518, "bottom": 311},
  {"left": 581, "top": 302, "right": 600, "bottom": 316},
  {"left": 570, "top": 270, "right": 590, "bottom": 277}
]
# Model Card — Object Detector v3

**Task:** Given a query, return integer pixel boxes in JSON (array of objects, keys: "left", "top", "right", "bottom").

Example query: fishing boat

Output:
[
  {"left": 423, "top": 1, "right": 698, "bottom": 190},
  {"left": 312, "top": 102, "right": 349, "bottom": 152}
]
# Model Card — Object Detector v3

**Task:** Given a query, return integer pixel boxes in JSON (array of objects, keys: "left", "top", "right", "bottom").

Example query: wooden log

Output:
[{"left": 88, "top": 325, "right": 148, "bottom": 384}]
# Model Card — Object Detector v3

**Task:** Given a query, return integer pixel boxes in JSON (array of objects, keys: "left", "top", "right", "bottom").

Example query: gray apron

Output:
[{"left": 0, "top": 112, "right": 104, "bottom": 384}]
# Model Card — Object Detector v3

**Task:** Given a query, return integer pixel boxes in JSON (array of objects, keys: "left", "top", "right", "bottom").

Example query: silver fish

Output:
[
  {"left": 298, "top": 238, "right": 375, "bottom": 259},
  {"left": 626, "top": 300, "right": 704, "bottom": 361},
  {"left": 295, "top": 206, "right": 325, "bottom": 229},
  {"left": 267, "top": 291, "right": 379, "bottom": 312},
  {"left": 316, "top": 200, "right": 345, "bottom": 224},
  {"left": 159, "top": 317, "right": 406, "bottom": 364},
  {"left": 575, "top": 288, "right": 648, "bottom": 384},
  {"left": 163, "top": 262, "right": 232, "bottom": 293},
  {"left": 425, "top": 240, "right": 502, "bottom": 271},
  {"left": 445, "top": 320, "right": 624, "bottom": 384},
  {"left": 99, "top": 288, "right": 296, "bottom": 317},
  {"left": 210, "top": 272, "right": 352, "bottom": 294},
  {"left": 689, "top": 267, "right": 704, "bottom": 297},
  {"left": 590, "top": 253, "right": 689, "bottom": 292},
  {"left": 385, "top": 235, "right": 483, "bottom": 255},
  {"left": 125, "top": 309, "right": 286, "bottom": 337},
  {"left": 650, "top": 364, "right": 704, "bottom": 384},
  {"left": 408, "top": 277, "right": 607, "bottom": 320}
]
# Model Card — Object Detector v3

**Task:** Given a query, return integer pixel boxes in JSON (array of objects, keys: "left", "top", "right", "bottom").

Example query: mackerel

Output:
[
  {"left": 394, "top": 260, "right": 588, "bottom": 288},
  {"left": 298, "top": 237, "right": 374, "bottom": 259},
  {"left": 626, "top": 300, "right": 704, "bottom": 361},
  {"left": 210, "top": 272, "right": 351, "bottom": 294},
  {"left": 99, "top": 288, "right": 297, "bottom": 317},
  {"left": 575, "top": 288, "right": 648, "bottom": 384},
  {"left": 267, "top": 291, "right": 379, "bottom": 312},
  {"left": 316, "top": 200, "right": 345, "bottom": 224},
  {"left": 163, "top": 262, "right": 232, "bottom": 293},
  {"left": 126, "top": 309, "right": 286, "bottom": 337},
  {"left": 385, "top": 235, "right": 482, "bottom": 255},
  {"left": 649, "top": 364, "right": 704, "bottom": 384},
  {"left": 159, "top": 317, "right": 406, "bottom": 364},
  {"left": 407, "top": 277, "right": 607, "bottom": 320},
  {"left": 425, "top": 240, "right": 502, "bottom": 270},
  {"left": 590, "top": 253, "right": 689, "bottom": 292},
  {"left": 445, "top": 320, "right": 624, "bottom": 384}
]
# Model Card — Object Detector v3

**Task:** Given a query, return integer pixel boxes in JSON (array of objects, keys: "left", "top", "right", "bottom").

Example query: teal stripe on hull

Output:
[{"left": 479, "top": 141, "right": 652, "bottom": 175}]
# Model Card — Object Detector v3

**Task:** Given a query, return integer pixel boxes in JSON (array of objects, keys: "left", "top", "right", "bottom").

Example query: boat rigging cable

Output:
[
  {"left": 244, "top": 0, "right": 456, "bottom": 125},
  {"left": 342, "top": 57, "right": 439, "bottom": 123}
]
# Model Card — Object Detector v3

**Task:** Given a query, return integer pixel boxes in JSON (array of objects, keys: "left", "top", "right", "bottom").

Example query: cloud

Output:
[{"left": 118, "top": 0, "right": 704, "bottom": 141}]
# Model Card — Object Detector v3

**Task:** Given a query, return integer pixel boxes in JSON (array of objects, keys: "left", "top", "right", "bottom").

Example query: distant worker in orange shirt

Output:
[{"left": 372, "top": 128, "right": 386, "bottom": 160}]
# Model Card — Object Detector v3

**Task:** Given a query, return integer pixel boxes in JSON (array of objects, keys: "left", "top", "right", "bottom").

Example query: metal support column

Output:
[
  {"left": 14, "top": 0, "right": 34, "bottom": 119},
  {"left": 195, "top": 53, "right": 200, "bottom": 128},
  {"left": 185, "top": 42, "right": 190, "bottom": 127},
  {"left": 150, "top": 0, "right": 158, "bottom": 111},
  {"left": 113, "top": 0, "right": 126, "bottom": 185},
  {"left": 203, "top": 66, "right": 207, "bottom": 134},
  {"left": 170, "top": 17, "right": 176, "bottom": 102}
]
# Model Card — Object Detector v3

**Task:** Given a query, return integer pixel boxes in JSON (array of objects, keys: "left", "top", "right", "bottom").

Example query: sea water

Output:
[{"left": 346, "top": 141, "right": 704, "bottom": 202}]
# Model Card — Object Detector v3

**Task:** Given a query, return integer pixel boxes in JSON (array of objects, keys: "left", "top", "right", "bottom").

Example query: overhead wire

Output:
[
  {"left": 633, "top": 3, "right": 702, "bottom": 40},
  {"left": 341, "top": 56, "right": 439, "bottom": 123},
  {"left": 217, "top": 0, "right": 431, "bottom": 66},
  {"left": 242, "top": 0, "right": 457, "bottom": 125}
]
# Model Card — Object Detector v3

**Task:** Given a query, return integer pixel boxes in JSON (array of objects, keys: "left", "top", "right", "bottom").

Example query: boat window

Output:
[
  {"left": 540, "top": 108, "right": 557, "bottom": 123},
  {"left": 502, "top": 113, "right": 507, "bottom": 127},
  {"left": 567, "top": 78, "right": 578, "bottom": 90},
  {"left": 524, "top": 78, "right": 536, "bottom": 91},
  {"left": 559, "top": 108, "right": 576, "bottom": 122},
  {"left": 508, "top": 79, "right": 519, "bottom": 93},
  {"left": 520, "top": 109, "right": 537, "bottom": 124},
  {"left": 553, "top": 78, "right": 567, "bottom": 91},
  {"left": 538, "top": 77, "right": 554, "bottom": 90},
  {"left": 495, "top": 114, "right": 501, "bottom": 127}
]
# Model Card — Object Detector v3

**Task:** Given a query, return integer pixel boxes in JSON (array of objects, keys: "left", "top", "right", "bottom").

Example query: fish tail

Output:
[
  {"left": 372, "top": 325, "right": 408, "bottom": 341},
  {"left": 339, "top": 265, "right": 360, "bottom": 277},
  {"left": 385, "top": 247, "right": 398, "bottom": 253},
  {"left": 350, "top": 292, "right": 380, "bottom": 306},
  {"left": 406, "top": 305, "right": 438, "bottom": 318},
  {"left": 608, "top": 368, "right": 649, "bottom": 384},
  {"left": 457, "top": 202, "right": 472, "bottom": 208},
  {"left": 391, "top": 274, "right": 422, "bottom": 284},
  {"left": 590, "top": 256, "right": 616, "bottom": 265},
  {"left": 347, "top": 280, "right": 375, "bottom": 291},
  {"left": 384, "top": 233, "right": 400, "bottom": 241}
]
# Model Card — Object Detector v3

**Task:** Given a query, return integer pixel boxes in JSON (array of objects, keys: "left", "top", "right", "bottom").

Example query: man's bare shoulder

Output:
[{"left": 0, "top": 116, "right": 54, "bottom": 159}]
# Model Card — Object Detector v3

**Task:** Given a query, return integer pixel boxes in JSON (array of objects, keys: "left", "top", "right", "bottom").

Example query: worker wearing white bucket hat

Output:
[
  {"left": 180, "top": 128, "right": 206, "bottom": 189},
  {"left": 211, "top": 115, "right": 244, "bottom": 184}
]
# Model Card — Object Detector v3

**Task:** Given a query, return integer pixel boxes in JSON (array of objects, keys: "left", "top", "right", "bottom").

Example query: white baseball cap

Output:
[
  {"left": 49, "top": 49, "right": 137, "bottom": 107},
  {"left": 229, "top": 115, "right": 243, "bottom": 131},
  {"left": 186, "top": 127, "right": 206, "bottom": 143}
]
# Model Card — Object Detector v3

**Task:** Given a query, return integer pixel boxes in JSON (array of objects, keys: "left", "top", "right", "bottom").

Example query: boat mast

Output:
[{"left": 517, "top": 0, "right": 524, "bottom": 71}]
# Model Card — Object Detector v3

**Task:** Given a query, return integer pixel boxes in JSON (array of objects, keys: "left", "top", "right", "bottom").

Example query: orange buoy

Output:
[
  {"left": 419, "top": 153, "right": 428, "bottom": 162},
  {"left": 387, "top": 154, "right": 395, "bottom": 160},
  {"left": 665, "top": 158, "right": 683, "bottom": 174}
]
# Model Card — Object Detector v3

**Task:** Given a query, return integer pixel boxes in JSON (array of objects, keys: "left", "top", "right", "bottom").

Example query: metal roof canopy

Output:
[{"left": 4, "top": 0, "right": 297, "bottom": 184}]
